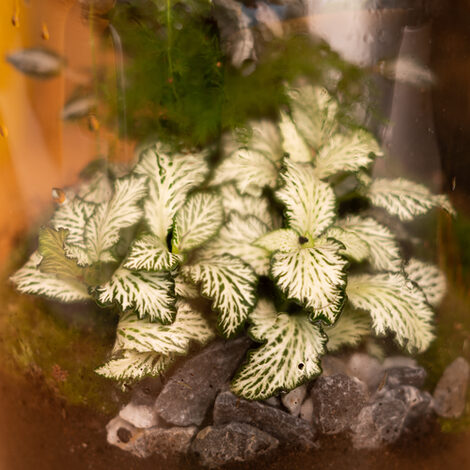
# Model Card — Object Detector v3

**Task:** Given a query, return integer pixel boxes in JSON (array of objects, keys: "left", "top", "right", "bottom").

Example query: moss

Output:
[{"left": 0, "top": 251, "right": 126, "bottom": 414}]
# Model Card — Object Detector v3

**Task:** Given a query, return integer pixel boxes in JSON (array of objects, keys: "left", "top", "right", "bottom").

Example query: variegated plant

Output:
[
  {"left": 10, "top": 83, "right": 453, "bottom": 401},
  {"left": 11, "top": 144, "right": 257, "bottom": 381},
  {"left": 212, "top": 83, "right": 453, "bottom": 399}
]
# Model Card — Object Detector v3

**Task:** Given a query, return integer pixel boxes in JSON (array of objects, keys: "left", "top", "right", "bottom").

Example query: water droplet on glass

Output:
[
  {"left": 41, "top": 23, "right": 50, "bottom": 41},
  {"left": 11, "top": 8, "right": 19, "bottom": 27},
  {"left": 52, "top": 188, "right": 66, "bottom": 204},
  {"left": 0, "top": 124, "right": 8, "bottom": 138},
  {"left": 88, "top": 115, "right": 100, "bottom": 132}
]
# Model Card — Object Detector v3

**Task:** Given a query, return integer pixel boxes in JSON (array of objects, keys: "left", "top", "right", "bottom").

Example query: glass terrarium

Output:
[{"left": 1, "top": 0, "right": 469, "bottom": 469}]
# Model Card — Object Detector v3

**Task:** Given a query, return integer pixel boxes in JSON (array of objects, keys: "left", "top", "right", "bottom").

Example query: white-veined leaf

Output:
[
  {"left": 124, "top": 234, "right": 182, "bottom": 271},
  {"left": 113, "top": 301, "right": 214, "bottom": 355},
  {"left": 279, "top": 112, "right": 312, "bottom": 163},
  {"left": 247, "top": 120, "right": 283, "bottom": 163},
  {"left": 328, "top": 216, "right": 402, "bottom": 271},
  {"left": 212, "top": 149, "right": 279, "bottom": 197},
  {"left": 10, "top": 252, "right": 91, "bottom": 302},
  {"left": 174, "top": 273, "right": 199, "bottom": 299},
  {"left": 96, "top": 267, "right": 176, "bottom": 324},
  {"left": 288, "top": 85, "right": 338, "bottom": 150},
  {"left": 219, "top": 184, "right": 274, "bottom": 229},
  {"left": 231, "top": 305, "right": 326, "bottom": 400},
  {"left": 173, "top": 193, "right": 224, "bottom": 252},
  {"left": 247, "top": 299, "right": 278, "bottom": 341},
  {"left": 347, "top": 273, "right": 434, "bottom": 352},
  {"left": 364, "top": 178, "right": 455, "bottom": 221},
  {"left": 85, "top": 175, "right": 147, "bottom": 263},
  {"left": 78, "top": 171, "right": 113, "bottom": 203},
  {"left": 271, "top": 238, "right": 347, "bottom": 324},
  {"left": 182, "top": 254, "right": 256, "bottom": 337},
  {"left": 276, "top": 159, "right": 336, "bottom": 237},
  {"left": 134, "top": 146, "right": 209, "bottom": 240},
  {"left": 255, "top": 228, "right": 299, "bottom": 253},
  {"left": 205, "top": 213, "right": 271, "bottom": 276},
  {"left": 405, "top": 258, "right": 446, "bottom": 307},
  {"left": 325, "top": 306, "right": 370, "bottom": 352},
  {"left": 314, "top": 129, "right": 382, "bottom": 179},
  {"left": 96, "top": 350, "right": 174, "bottom": 382}
]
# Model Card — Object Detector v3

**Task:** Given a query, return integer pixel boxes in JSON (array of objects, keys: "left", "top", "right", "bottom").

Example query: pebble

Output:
[
  {"left": 350, "top": 396, "right": 407, "bottom": 449},
  {"left": 154, "top": 338, "right": 251, "bottom": 426},
  {"left": 311, "top": 374, "right": 368, "bottom": 434},
  {"left": 119, "top": 402, "right": 159, "bottom": 429},
  {"left": 281, "top": 384, "right": 307, "bottom": 416},
  {"left": 321, "top": 355, "right": 349, "bottom": 377},
  {"left": 191, "top": 423, "right": 278, "bottom": 468},
  {"left": 383, "top": 366, "right": 427, "bottom": 389},
  {"left": 433, "top": 357, "right": 470, "bottom": 418},
  {"left": 214, "top": 391, "right": 316, "bottom": 448},
  {"left": 348, "top": 353, "right": 383, "bottom": 391},
  {"left": 383, "top": 356, "right": 418, "bottom": 370}
]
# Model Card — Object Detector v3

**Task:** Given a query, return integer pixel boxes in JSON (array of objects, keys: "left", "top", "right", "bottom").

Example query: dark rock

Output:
[
  {"left": 191, "top": 423, "right": 278, "bottom": 468},
  {"left": 311, "top": 374, "right": 368, "bottom": 434},
  {"left": 433, "top": 356, "right": 470, "bottom": 418},
  {"left": 264, "top": 396, "right": 281, "bottom": 408},
  {"left": 154, "top": 338, "right": 251, "bottom": 426},
  {"left": 350, "top": 396, "right": 407, "bottom": 449},
  {"left": 382, "top": 366, "right": 427, "bottom": 389},
  {"left": 347, "top": 353, "right": 383, "bottom": 391},
  {"left": 213, "top": 391, "right": 316, "bottom": 449}
]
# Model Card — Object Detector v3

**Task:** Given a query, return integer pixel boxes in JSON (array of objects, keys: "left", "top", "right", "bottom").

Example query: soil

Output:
[{"left": 1, "top": 370, "right": 469, "bottom": 470}]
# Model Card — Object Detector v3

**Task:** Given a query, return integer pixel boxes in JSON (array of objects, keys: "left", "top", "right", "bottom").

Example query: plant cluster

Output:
[{"left": 12, "top": 84, "right": 453, "bottom": 399}]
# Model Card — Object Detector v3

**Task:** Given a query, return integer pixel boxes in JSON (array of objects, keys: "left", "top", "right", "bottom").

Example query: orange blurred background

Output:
[{"left": 0, "top": 0, "right": 116, "bottom": 268}]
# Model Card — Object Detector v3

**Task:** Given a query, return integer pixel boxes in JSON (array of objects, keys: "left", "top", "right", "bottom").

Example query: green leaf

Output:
[
  {"left": 325, "top": 306, "right": 370, "bottom": 352},
  {"left": 96, "top": 267, "right": 176, "bottom": 324},
  {"left": 124, "top": 234, "right": 182, "bottom": 271},
  {"left": 364, "top": 177, "right": 455, "bottom": 221},
  {"left": 314, "top": 129, "right": 382, "bottom": 179},
  {"left": 271, "top": 238, "right": 347, "bottom": 324},
  {"left": 173, "top": 193, "right": 224, "bottom": 252},
  {"left": 10, "top": 252, "right": 91, "bottom": 302},
  {"left": 96, "top": 350, "right": 174, "bottom": 382},
  {"left": 347, "top": 273, "right": 435, "bottom": 352},
  {"left": 182, "top": 254, "right": 257, "bottom": 337},
  {"left": 231, "top": 302, "right": 326, "bottom": 400},
  {"left": 213, "top": 149, "right": 279, "bottom": 197},
  {"left": 134, "top": 145, "right": 209, "bottom": 241},
  {"left": 327, "top": 216, "right": 402, "bottom": 271},
  {"left": 220, "top": 184, "right": 274, "bottom": 229},
  {"left": 287, "top": 85, "right": 338, "bottom": 150},
  {"left": 206, "top": 213, "right": 271, "bottom": 276},
  {"left": 276, "top": 159, "right": 336, "bottom": 237},
  {"left": 85, "top": 175, "right": 147, "bottom": 263},
  {"left": 405, "top": 258, "right": 446, "bottom": 307},
  {"left": 279, "top": 112, "right": 312, "bottom": 163},
  {"left": 113, "top": 301, "right": 214, "bottom": 355}
]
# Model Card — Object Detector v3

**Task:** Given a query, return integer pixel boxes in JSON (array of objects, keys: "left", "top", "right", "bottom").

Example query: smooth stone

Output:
[
  {"left": 213, "top": 391, "right": 316, "bottom": 449},
  {"left": 348, "top": 353, "right": 383, "bottom": 391},
  {"left": 154, "top": 338, "right": 251, "bottom": 426},
  {"left": 311, "top": 374, "right": 368, "bottom": 434},
  {"left": 281, "top": 384, "right": 307, "bottom": 416},
  {"left": 321, "top": 355, "right": 349, "bottom": 377},
  {"left": 106, "top": 416, "right": 142, "bottom": 448},
  {"left": 191, "top": 423, "right": 279, "bottom": 468},
  {"left": 383, "top": 366, "right": 427, "bottom": 389},
  {"left": 383, "top": 356, "right": 418, "bottom": 370},
  {"left": 119, "top": 402, "right": 159, "bottom": 429},
  {"left": 433, "top": 357, "right": 470, "bottom": 418},
  {"left": 350, "top": 396, "right": 407, "bottom": 449},
  {"left": 300, "top": 397, "right": 314, "bottom": 424}
]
